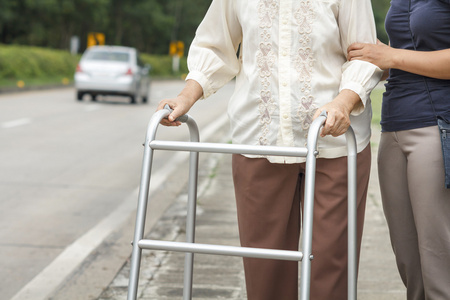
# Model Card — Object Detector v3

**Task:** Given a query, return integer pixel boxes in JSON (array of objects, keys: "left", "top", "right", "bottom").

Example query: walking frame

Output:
[{"left": 127, "top": 105, "right": 358, "bottom": 300}]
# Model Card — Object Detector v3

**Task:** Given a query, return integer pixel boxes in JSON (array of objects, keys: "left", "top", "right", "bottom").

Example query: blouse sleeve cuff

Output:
[
  {"left": 340, "top": 60, "right": 383, "bottom": 116},
  {"left": 185, "top": 70, "right": 214, "bottom": 100},
  {"left": 339, "top": 82, "right": 367, "bottom": 116}
]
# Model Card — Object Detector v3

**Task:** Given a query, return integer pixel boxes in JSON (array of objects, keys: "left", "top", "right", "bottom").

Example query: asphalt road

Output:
[{"left": 0, "top": 80, "right": 234, "bottom": 300}]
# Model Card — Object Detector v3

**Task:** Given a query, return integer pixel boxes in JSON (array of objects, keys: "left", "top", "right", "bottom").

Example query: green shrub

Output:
[
  {"left": 0, "top": 44, "right": 79, "bottom": 79},
  {"left": 370, "top": 86, "right": 384, "bottom": 126},
  {"left": 141, "top": 53, "right": 188, "bottom": 78},
  {"left": 0, "top": 44, "right": 189, "bottom": 88}
]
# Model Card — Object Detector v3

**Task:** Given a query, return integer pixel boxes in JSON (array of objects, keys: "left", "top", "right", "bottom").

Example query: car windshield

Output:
[{"left": 84, "top": 51, "right": 130, "bottom": 62}]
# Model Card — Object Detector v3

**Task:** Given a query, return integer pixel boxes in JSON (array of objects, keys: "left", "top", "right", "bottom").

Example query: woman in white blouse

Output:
[{"left": 158, "top": 1, "right": 382, "bottom": 299}]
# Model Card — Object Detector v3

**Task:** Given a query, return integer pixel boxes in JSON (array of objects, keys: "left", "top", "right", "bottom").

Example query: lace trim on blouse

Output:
[
  {"left": 295, "top": 0, "right": 317, "bottom": 143},
  {"left": 257, "top": 0, "right": 279, "bottom": 146}
]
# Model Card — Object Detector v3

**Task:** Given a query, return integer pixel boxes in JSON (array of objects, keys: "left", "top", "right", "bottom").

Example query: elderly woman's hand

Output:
[
  {"left": 156, "top": 79, "right": 203, "bottom": 126},
  {"left": 313, "top": 89, "right": 361, "bottom": 137}
]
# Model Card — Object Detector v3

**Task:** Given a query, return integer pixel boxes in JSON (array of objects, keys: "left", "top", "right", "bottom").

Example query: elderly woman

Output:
[{"left": 160, "top": 1, "right": 382, "bottom": 299}]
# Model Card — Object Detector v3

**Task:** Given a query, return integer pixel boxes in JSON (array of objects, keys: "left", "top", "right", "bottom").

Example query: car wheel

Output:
[
  {"left": 130, "top": 95, "right": 136, "bottom": 104},
  {"left": 91, "top": 94, "right": 98, "bottom": 102},
  {"left": 77, "top": 91, "right": 83, "bottom": 101},
  {"left": 142, "top": 96, "right": 148, "bottom": 104}
]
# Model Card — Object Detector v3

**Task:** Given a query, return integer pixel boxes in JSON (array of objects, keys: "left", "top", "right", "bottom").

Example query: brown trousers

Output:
[{"left": 231, "top": 145, "right": 371, "bottom": 300}]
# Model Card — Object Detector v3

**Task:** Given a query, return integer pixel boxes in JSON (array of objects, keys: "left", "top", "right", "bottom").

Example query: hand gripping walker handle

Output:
[{"left": 164, "top": 104, "right": 189, "bottom": 123}]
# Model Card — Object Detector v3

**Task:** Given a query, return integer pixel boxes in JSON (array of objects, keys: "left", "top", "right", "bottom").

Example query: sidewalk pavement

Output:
[{"left": 98, "top": 125, "right": 406, "bottom": 300}]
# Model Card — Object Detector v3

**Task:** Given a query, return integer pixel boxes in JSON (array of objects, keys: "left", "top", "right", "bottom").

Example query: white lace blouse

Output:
[{"left": 186, "top": 0, "right": 383, "bottom": 163}]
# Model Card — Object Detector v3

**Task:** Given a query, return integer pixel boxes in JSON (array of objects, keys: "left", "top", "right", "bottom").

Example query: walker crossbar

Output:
[
  {"left": 139, "top": 240, "right": 304, "bottom": 261},
  {"left": 127, "top": 106, "right": 358, "bottom": 300},
  {"left": 149, "top": 140, "right": 308, "bottom": 157}
]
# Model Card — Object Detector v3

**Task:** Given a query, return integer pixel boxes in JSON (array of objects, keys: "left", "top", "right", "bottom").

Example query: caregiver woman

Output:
[{"left": 347, "top": 0, "right": 450, "bottom": 299}]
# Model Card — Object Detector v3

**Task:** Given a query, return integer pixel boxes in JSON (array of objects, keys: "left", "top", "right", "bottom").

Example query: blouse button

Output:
[
  {"left": 283, "top": 114, "right": 289, "bottom": 119},
  {"left": 282, "top": 81, "right": 287, "bottom": 87}
]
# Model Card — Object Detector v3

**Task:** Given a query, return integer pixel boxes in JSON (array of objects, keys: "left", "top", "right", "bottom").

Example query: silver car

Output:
[{"left": 75, "top": 46, "right": 151, "bottom": 104}]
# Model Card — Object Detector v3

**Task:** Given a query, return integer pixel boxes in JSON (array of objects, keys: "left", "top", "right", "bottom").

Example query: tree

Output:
[
  {"left": 1, "top": 0, "right": 389, "bottom": 55},
  {"left": 105, "top": 0, "right": 174, "bottom": 54},
  {"left": 372, "top": 0, "right": 390, "bottom": 43},
  {"left": 0, "top": 0, "right": 16, "bottom": 44}
]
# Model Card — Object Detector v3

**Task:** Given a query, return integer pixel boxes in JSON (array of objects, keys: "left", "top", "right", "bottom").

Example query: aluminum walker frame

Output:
[{"left": 127, "top": 105, "right": 358, "bottom": 300}]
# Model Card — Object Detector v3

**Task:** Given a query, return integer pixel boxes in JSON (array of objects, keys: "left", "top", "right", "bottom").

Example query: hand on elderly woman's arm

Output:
[{"left": 348, "top": 40, "right": 450, "bottom": 80}]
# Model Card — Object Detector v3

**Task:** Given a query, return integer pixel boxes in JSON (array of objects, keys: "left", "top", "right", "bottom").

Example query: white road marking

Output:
[
  {"left": 10, "top": 113, "right": 229, "bottom": 300},
  {"left": 1, "top": 118, "right": 32, "bottom": 129}
]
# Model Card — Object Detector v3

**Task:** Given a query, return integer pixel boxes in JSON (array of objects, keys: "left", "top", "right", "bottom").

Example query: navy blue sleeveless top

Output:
[{"left": 382, "top": 0, "right": 450, "bottom": 132}]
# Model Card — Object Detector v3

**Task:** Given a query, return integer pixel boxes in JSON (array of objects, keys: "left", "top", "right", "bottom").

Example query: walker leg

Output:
[
  {"left": 127, "top": 145, "right": 155, "bottom": 300},
  {"left": 346, "top": 127, "right": 358, "bottom": 300},
  {"left": 299, "top": 149, "right": 317, "bottom": 300},
  {"left": 182, "top": 151, "right": 199, "bottom": 300}
]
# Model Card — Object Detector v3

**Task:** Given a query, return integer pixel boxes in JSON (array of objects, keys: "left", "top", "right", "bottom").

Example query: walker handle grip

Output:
[{"left": 164, "top": 104, "right": 189, "bottom": 123}]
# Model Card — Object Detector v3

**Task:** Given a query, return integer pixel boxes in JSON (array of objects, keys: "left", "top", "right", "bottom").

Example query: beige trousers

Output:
[
  {"left": 231, "top": 145, "right": 371, "bottom": 300},
  {"left": 378, "top": 126, "right": 450, "bottom": 300}
]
